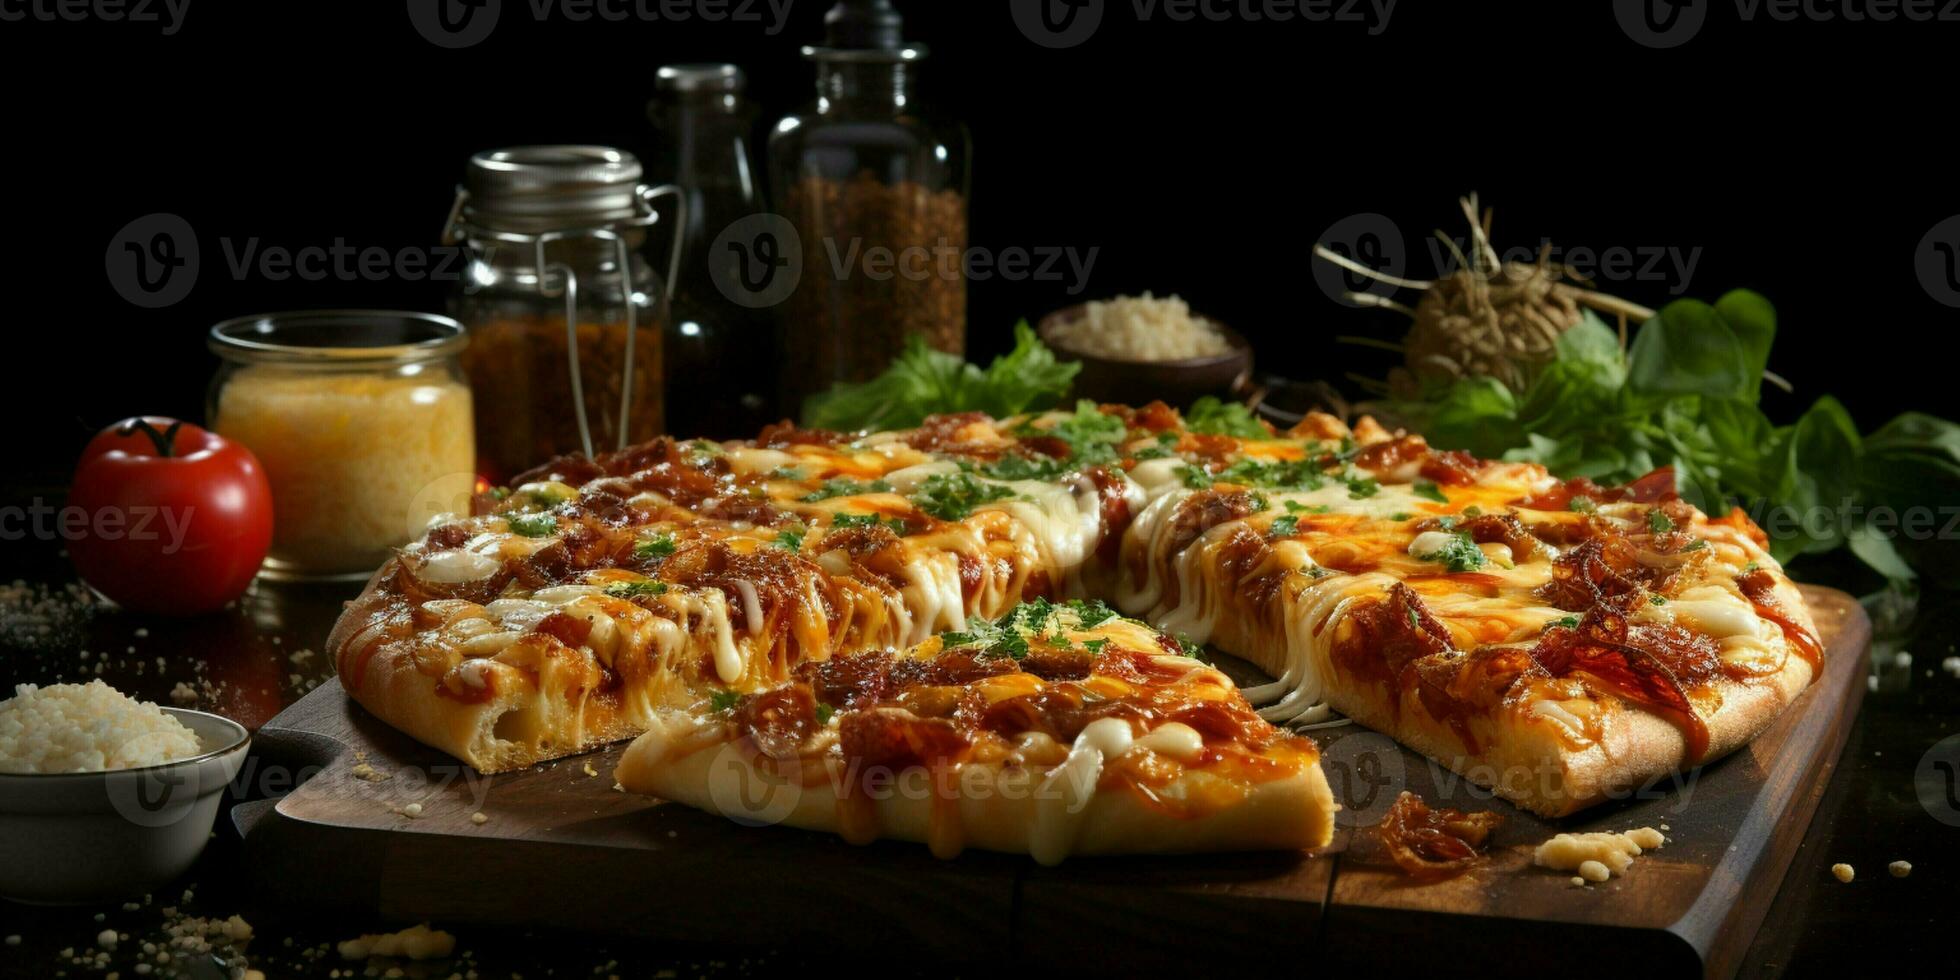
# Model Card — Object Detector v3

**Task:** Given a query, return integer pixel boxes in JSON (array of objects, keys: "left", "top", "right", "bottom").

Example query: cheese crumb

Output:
[
  {"left": 1533, "top": 828, "right": 1666, "bottom": 879},
  {"left": 1888, "top": 860, "right": 1911, "bottom": 878},
  {"left": 470, "top": 811, "right": 488, "bottom": 825},
  {"left": 336, "top": 924, "right": 456, "bottom": 962},
  {"left": 402, "top": 803, "right": 424, "bottom": 818},
  {"left": 1569, "top": 876, "right": 1586, "bottom": 887},
  {"left": 1831, "top": 863, "right": 1855, "bottom": 883}
]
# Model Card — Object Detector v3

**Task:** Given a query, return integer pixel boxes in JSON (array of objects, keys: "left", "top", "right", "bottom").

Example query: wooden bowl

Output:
[{"left": 1038, "top": 304, "right": 1254, "bottom": 409}]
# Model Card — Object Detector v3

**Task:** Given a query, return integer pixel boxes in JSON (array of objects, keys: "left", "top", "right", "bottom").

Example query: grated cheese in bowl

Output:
[
  {"left": 0, "top": 681, "right": 203, "bottom": 774},
  {"left": 1046, "top": 293, "right": 1235, "bottom": 362}
]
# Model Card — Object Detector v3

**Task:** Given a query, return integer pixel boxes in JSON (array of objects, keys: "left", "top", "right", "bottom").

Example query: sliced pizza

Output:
[
  {"left": 612, "top": 601, "right": 1336, "bottom": 864},
  {"left": 328, "top": 402, "right": 1821, "bottom": 822}
]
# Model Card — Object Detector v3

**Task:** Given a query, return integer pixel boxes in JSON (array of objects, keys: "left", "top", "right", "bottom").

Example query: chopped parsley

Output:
[
  {"left": 1546, "top": 615, "right": 1580, "bottom": 630},
  {"left": 1214, "top": 457, "right": 1325, "bottom": 492},
  {"left": 1416, "top": 532, "right": 1488, "bottom": 572},
  {"left": 605, "top": 580, "right": 669, "bottom": 599},
  {"left": 1649, "top": 593, "right": 1669, "bottom": 606},
  {"left": 1269, "top": 514, "right": 1300, "bottom": 539},
  {"left": 814, "top": 703, "right": 835, "bottom": 726},
  {"left": 1176, "top": 633, "right": 1207, "bottom": 660},
  {"left": 1648, "top": 509, "right": 1676, "bottom": 533},
  {"left": 910, "top": 470, "right": 1016, "bottom": 521},
  {"left": 507, "top": 513, "right": 557, "bottom": 538},
  {"left": 1031, "top": 399, "right": 1128, "bottom": 467},
  {"left": 1285, "top": 500, "right": 1331, "bottom": 515},
  {"left": 1389, "top": 512, "right": 1413, "bottom": 522},
  {"left": 980, "top": 453, "right": 1071, "bottom": 481},
  {"left": 831, "top": 512, "right": 908, "bottom": 534},
  {"left": 1345, "top": 476, "right": 1380, "bottom": 500},
  {"left": 773, "top": 527, "right": 805, "bottom": 551},
  {"left": 938, "top": 617, "right": 1029, "bottom": 660},
  {"left": 488, "top": 486, "right": 511, "bottom": 501},
  {"left": 1567, "top": 495, "right": 1598, "bottom": 514},
  {"left": 1081, "top": 638, "right": 1109, "bottom": 654},
  {"left": 1184, "top": 396, "right": 1270, "bottom": 439},
  {"left": 801, "top": 477, "right": 893, "bottom": 502},
  {"left": 1462, "top": 505, "right": 1484, "bottom": 517},
  {"left": 1412, "top": 480, "right": 1448, "bottom": 503},
  {"left": 769, "top": 465, "right": 805, "bottom": 481},
  {"left": 634, "top": 533, "right": 678, "bottom": 560},
  {"left": 708, "top": 689, "right": 742, "bottom": 713},
  {"left": 1177, "top": 465, "right": 1215, "bottom": 489},
  {"left": 1680, "top": 539, "right": 1708, "bottom": 552},
  {"left": 1406, "top": 606, "right": 1422, "bottom": 629},
  {"left": 1743, "top": 561, "right": 1761, "bottom": 573},
  {"left": 1065, "top": 598, "right": 1118, "bottom": 628}
]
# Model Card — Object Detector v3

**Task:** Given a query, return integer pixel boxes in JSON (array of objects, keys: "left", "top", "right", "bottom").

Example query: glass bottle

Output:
[
  {"left": 443, "top": 146, "right": 684, "bottom": 482},
  {"left": 643, "top": 64, "right": 779, "bottom": 437},
  {"left": 768, "top": 0, "right": 971, "bottom": 414}
]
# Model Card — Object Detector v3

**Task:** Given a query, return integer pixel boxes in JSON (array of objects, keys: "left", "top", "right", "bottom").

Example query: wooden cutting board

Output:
[{"left": 235, "top": 586, "right": 1868, "bottom": 978}]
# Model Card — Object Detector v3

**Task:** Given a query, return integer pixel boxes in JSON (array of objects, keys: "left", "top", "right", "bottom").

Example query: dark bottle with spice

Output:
[
  {"left": 444, "top": 146, "right": 684, "bottom": 482},
  {"left": 768, "top": 0, "right": 970, "bottom": 414},
  {"left": 643, "top": 64, "right": 779, "bottom": 438}
]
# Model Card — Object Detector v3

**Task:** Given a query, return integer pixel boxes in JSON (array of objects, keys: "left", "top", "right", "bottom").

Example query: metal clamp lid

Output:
[{"left": 441, "top": 145, "right": 687, "bottom": 459}]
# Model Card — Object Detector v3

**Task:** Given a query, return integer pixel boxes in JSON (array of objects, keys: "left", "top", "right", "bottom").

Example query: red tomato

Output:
[{"left": 68, "top": 417, "right": 274, "bottom": 616}]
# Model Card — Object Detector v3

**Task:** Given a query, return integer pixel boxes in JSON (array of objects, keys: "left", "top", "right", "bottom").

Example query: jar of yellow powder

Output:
[{"left": 208, "top": 311, "right": 476, "bottom": 580}]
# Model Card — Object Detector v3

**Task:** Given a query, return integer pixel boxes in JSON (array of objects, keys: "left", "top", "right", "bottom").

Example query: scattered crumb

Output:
[
  {"left": 336, "top": 924, "right": 455, "bottom": 962},
  {"left": 470, "top": 811, "right": 488, "bottom": 825},
  {"left": 1831, "top": 863, "right": 1856, "bottom": 883},
  {"left": 1534, "top": 827, "right": 1666, "bottom": 880},
  {"left": 402, "top": 803, "right": 424, "bottom": 818},
  {"left": 1943, "top": 656, "right": 1960, "bottom": 678},
  {"left": 97, "top": 929, "right": 118, "bottom": 950},
  {"left": 1569, "top": 876, "right": 1586, "bottom": 887},
  {"left": 1889, "top": 860, "right": 1912, "bottom": 878},
  {"left": 169, "top": 681, "right": 198, "bottom": 705},
  {"left": 583, "top": 762, "right": 599, "bottom": 778}
]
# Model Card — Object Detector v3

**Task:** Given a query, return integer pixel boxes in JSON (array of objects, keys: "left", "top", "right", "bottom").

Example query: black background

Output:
[{"left": 4, "top": 0, "right": 1957, "bottom": 485}]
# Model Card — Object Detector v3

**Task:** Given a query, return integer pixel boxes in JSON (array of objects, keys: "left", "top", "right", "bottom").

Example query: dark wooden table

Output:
[{"left": 2, "top": 503, "right": 1953, "bottom": 979}]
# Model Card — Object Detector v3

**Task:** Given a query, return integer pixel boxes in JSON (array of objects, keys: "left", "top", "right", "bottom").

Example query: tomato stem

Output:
[{"left": 119, "top": 419, "right": 184, "bottom": 458}]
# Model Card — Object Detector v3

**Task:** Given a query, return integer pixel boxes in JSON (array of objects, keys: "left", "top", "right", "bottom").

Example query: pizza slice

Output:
[{"left": 613, "top": 600, "right": 1336, "bottom": 864}]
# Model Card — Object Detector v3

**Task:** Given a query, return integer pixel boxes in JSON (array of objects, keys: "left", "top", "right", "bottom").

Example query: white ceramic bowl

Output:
[{"left": 0, "top": 708, "right": 250, "bottom": 905}]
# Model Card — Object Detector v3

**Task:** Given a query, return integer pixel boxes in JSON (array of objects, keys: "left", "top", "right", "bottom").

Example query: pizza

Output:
[
  {"left": 612, "top": 602, "right": 1335, "bottom": 864},
  {"left": 328, "top": 400, "right": 1821, "bottom": 839}
]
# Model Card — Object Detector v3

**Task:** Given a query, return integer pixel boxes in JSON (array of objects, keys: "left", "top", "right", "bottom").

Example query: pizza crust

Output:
[{"left": 614, "top": 711, "right": 1337, "bottom": 865}]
